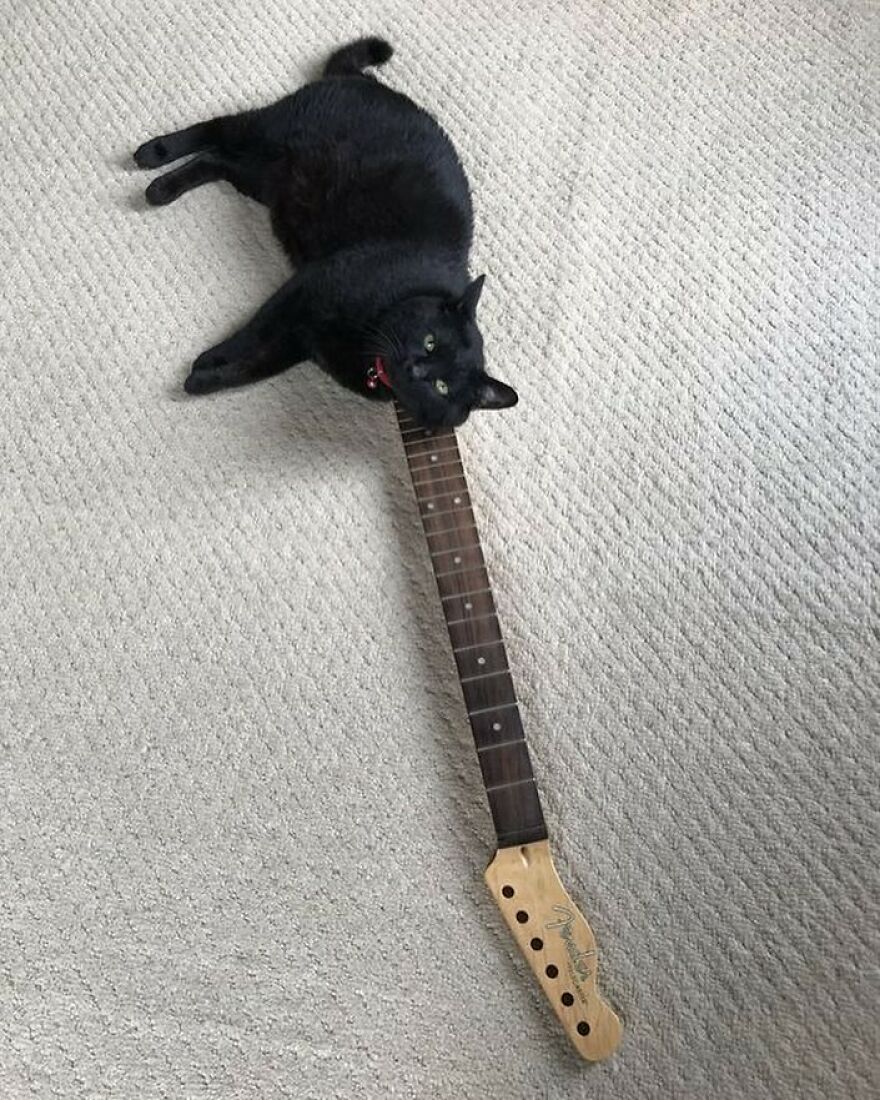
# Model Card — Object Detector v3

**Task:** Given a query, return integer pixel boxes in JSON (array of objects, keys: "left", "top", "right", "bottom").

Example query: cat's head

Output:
[{"left": 371, "top": 276, "right": 518, "bottom": 427}]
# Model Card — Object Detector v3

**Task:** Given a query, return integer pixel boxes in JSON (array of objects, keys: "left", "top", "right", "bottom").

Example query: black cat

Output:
[{"left": 134, "top": 37, "right": 518, "bottom": 428}]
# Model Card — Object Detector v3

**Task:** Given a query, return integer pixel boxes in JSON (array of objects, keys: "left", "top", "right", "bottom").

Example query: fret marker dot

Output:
[
  {"left": 477, "top": 656, "right": 486, "bottom": 665},
  {"left": 453, "top": 556, "right": 461, "bottom": 564},
  {"left": 464, "top": 602, "right": 472, "bottom": 610},
  {"left": 427, "top": 503, "right": 434, "bottom": 510},
  {"left": 430, "top": 454, "right": 438, "bottom": 462},
  {"left": 453, "top": 496, "right": 461, "bottom": 504},
  {"left": 492, "top": 722, "right": 502, "bottom": 731}
]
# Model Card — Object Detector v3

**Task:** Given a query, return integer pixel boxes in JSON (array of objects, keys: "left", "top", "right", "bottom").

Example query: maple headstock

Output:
[{"left": 485, "top": 841, "right": 622, "bottom": 1061}]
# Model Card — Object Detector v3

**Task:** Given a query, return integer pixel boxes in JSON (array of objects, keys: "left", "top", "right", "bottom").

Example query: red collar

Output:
[{"left": 365, "top": 356, "right": 393, "bottom": 391}]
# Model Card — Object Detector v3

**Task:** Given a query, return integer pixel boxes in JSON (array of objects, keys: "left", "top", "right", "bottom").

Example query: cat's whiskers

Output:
[{"left": 361, "top": 322, "right": 404, "bottom": 365}]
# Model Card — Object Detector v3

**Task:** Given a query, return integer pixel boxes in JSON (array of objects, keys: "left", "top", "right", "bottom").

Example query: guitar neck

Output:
[
  {"left": 394, "top": 405, "right": 547, "bottom": 849},
  {"left": 394, "top": 402, "right": 622, "bottom": 1062}
]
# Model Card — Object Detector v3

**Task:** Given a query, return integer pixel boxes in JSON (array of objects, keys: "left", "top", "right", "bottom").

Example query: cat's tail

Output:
[{"left": 323, "top": 37, "right": 394, "bottom": 78}]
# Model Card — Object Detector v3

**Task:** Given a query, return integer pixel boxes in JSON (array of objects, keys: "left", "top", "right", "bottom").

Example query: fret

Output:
[
  {"left": 447, "top": 614, "right": 504, "bottom": 652},
  {"left": 479, "top": 735, "right": 541, "bottom": 832},
  {"left": 477, "top": 735, "right": 526, "bottom": 753},
  {"left": 399, "top": 426, "right": 454, "bottom": 442},
  {"left": 453, "top": 637, "right": 505, "bottom": 654},
  {"left": 416, "top": 486, "right": 471, "bottom": 510},
  {"left": 495, "top": 819, "right": 548, "bottom": 848},
  {"left": 394, "top": 402, "right": 547, "bottom": 850},
  {"left": 410, "top": 458, "right": 465, "bottom": 482},
  {"left": 406, "top": 444, "right": 461, "bottom": 468},
  {"left": 418, "top": 498, "right": 470, "bottom": 519},
  {"left": 429, "top": 539, "right": 480, "bottom": 559},
  {"left": 421, "top": 508, "right": 479, "bottom": 538},
  {"left": 460, "top": 670, "right": 517, "bottom": 715},
  {"left": 435, "top": 567, "right": 489, "bottom": 600},
  {"left": 453, "top": 641, "right": 509, "bottom": 683},
  {"left": 441, "top": 585, "right": 492, "bottom": 602},
  {"left": 404, "top": 435, "right": 461, "bottom": 457},
  {"left": 423, "top": 522, "right": 478, "bottom": 546},
  {"left": 399, "top": 423, "right": 453, "bottom": 439},
  {"left": 418, "top": 497, "right": 471, "bottom": 522},
  {"left": 400, "top": 423, "right": 453, "bottom": 440},
  {"left": 411, "top": 470, "right": 469, "bottom": 494},
  {"left": 485, "top": 775, "right": 535, "bottom": 793},
  {"left": 466, "top": 698, "right": 519, "bottom": 719},
  {"left": 404, "top": 444, "right": 459, "bottom": 466},
  {"left": 410, "top": 450, "right": 457, "bottom": 468},
  {"left": 412, "top": 470, "right": 468, "bottom": 491},
  {"left": 488, "top": 778, "right": 545, "bottom": 847},
  {"left": 443, "top": 590, "right": 497, "bottom": 626},
  {"left": 436, "top": 567, "right": 480, "bottom": 580},
  {"left": 434, "top": 546, "right": 485, "bottom": 576},
  {"left": 426, "top": 521, "right": 478, "bottom": 542},
  {"left": 460, "top": 666, "right": 510, "bottom": 685},
  {"left": 469, "top": 706, "right": 526, "bottom": 750},
  {"left": 435, "top": 565, "right": 486, "bottom": 584}
]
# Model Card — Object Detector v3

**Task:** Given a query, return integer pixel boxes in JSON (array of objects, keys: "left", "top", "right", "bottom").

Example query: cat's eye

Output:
[
  {"left": 423, "top": 333, "right": 436, "bottom": 353},
  {"left": 434, "top": 378, "right": 449, "bottom": 396}
]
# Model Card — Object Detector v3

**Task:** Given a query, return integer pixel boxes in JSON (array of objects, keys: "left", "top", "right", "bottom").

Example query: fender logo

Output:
[{"left": 544, "top": 906, "right": 595, "bottom": 985}]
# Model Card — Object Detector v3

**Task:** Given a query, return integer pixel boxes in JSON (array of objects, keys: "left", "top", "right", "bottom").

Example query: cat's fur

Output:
[{"left": 134, "top": 37, "right": 518, "bottom": 428}]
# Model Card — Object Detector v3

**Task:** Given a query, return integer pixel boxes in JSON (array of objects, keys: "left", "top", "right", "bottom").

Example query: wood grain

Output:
[
  {"left": 395, "top": 406, "right": 547, "bottom": 847},
  {"left": 485, "top": 841, "right": 622, "bottom": 1062},
  {"left": 396, "top": 405, "right": 621, "bottom": 1060}
]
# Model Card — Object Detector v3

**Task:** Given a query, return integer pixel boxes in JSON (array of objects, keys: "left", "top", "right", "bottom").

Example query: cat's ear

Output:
[
  {"left": 475, "top": 375, "right": 518, "bottom": 410},
  {"left": 457, "top": 275, "right": 486, "bottom": 320}
]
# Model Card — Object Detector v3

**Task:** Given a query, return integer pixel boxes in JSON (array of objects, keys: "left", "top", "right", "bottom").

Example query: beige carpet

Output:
[{"left": 2, "top": 1, "right": 878, "bottom": 1097}]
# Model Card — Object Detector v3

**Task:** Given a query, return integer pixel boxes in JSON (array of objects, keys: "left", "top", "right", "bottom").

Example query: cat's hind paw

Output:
[
  {"left": 133, "top": 137, "right": 176, "bottom": 169},
  {"left": 144, "top": 175, "right": 179, "bottom": 206},
  {"left": 184, "top": 352, "right": 229, "bottom": 395},
  {"left": 184, "top": 369, "right": 221, "bottom": 395}
]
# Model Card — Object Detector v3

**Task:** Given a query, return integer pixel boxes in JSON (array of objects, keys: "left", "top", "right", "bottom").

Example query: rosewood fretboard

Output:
[{"left": 395, "top": 403, "right": 547, "bottom": 848}]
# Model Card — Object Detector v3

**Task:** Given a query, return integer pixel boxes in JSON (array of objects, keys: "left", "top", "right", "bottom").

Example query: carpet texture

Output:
[{"left": 1, "top": 1, "right": 878, "bottom": 1097}]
